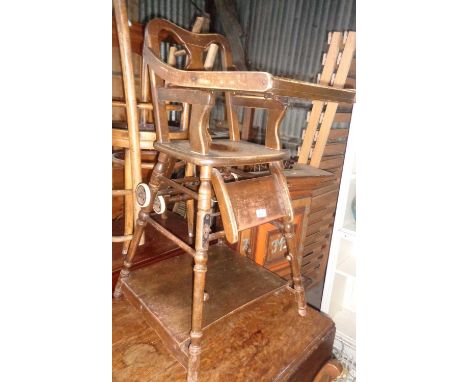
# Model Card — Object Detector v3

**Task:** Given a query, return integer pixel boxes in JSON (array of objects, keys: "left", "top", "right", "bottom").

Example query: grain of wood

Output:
[
  {"left": 113, "top": 0, "right": 143, "bottom": 246},
  {"left": 113, "top": 286, "right": 338, "bottom": 381}
]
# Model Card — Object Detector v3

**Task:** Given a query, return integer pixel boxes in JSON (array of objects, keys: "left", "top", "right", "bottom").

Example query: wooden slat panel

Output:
[
  {"left": 323, "top": 142, "right": 347, "bottom": 156},
  {"left": 309, "top": 189, "right": 339, "bottom": 207},
  {"left": 337, "top": 103, "right": 354, "bottom": 113},
  {"left": 302, "top": 258, "right": 324, "bottom": 275},
  {"left": 327, "top": 167, "right": 343, "bottom": 177},
  {"left": 303, "top": 231, "right": 330, "bottom": 249},
  {"left": 301, "top": 106, "right": 351, "bottom": 284},
  {"left": 345, "top": 77, "right": 356, "bottom": 89},
  {"left": 307, "top": 205, "right": 336, "bottom": 222},
  {"left": 311, "top": 179, "right": 338, "bottom": 191},
  {"left": 315, "top": 242, "right": 333, "bottom": 284},
  {"left": 348, "top": 57, "right": 356, "bottom": 78},
  {"left": 311, "top": 183, "right": 340, "bottom": 197},
  {"left": 303, "top": 254, "right": 324, "bottom": 269},
  {"left": 320, "top": 157, "right": 344, "bottom": 171},
  {"left": 310, "top": 32, "right": 356, "bottom": 167},
  {"left": 303, "top": 242, "right": 326, "bottom": 258},
  {"left": 306, "top": 219, "right": 333, "bottom": 237},
  {"left": 298, "top": 32, "right": 342, "bottom": 164},
  {"left": 309, "top": 206, "right": 335, "bottom": 222},
  {"left": 328, "top": 128, "right": 349, "bottom": 139},
  {"left": 309, "top": 199, "right": 337, "bottom": 213},
  {"left": 309, "top": 201, "right": 337, "bottom": 215}
]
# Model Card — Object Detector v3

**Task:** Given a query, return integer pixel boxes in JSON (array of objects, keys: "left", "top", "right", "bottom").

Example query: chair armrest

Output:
[
  {"left": 158, "top": 87, "right": 215, "bottom": 106},
  {"left": 143, "top": 46, "right": 355, "bottom": 104},
  {"left": 231, "top": 94, "right": 286, "bottom": 109}
]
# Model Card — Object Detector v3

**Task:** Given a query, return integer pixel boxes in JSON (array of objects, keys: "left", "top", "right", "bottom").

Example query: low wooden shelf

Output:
[{"left": 120, "top": 244, "right": 286, "bottom": 365}]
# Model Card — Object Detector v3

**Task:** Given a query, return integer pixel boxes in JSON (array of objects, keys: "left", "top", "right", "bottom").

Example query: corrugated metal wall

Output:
[
  {"left": 138, "top": 0, "right": 355, "bottom": 155},
  {"left": 240, "top": 0, "right": 355, "bottom": 77},
  {"left": 234, "top": 0, "right": 355, "bottom": 154},
  {"left": 139, "top": 0, "right": 206, "bottom": 28}
]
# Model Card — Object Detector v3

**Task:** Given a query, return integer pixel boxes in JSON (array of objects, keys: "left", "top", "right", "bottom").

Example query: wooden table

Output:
[{"left": 114, "top": 249, "right": 339, "bottom": 381}]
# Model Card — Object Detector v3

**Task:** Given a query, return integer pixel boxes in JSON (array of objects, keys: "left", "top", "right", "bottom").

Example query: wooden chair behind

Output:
[
  {"left": 112, "top": 0, "right": 143, "bottom": 251},
  {"left": 112, "top": 16, "right": 226, "bottom": 245}
]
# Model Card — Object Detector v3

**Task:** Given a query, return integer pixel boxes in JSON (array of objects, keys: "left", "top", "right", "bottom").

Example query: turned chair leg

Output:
[
  {"left": 114, "top": 153, "right": 172, "bottom": 298},
  {"left": 122, "top": 149, "right": 134, "bottom": 255},
  {"left": 187, "top": 165, "right": 212, "bottom": 382},
  {"left": 185, "top": 163, "right": 195, "bottom": 243},
  {"left": 284, "top": 219, "right": 307, "bottom": 317}
]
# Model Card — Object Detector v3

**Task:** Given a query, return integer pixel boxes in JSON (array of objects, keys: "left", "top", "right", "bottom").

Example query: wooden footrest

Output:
[{"left": 120, "top": 244, "right": 286, "bottom": 366}]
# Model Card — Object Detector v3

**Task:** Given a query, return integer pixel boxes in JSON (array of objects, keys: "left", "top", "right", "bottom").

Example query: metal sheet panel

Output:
[
  {"left": 139, "top": 0, "right": 206, "bottom": 28},
  {"left": 233, "top": 0, "right": 355, "bottom": 154}
]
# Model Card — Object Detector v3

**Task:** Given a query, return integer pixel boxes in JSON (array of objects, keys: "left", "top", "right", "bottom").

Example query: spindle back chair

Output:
[
  {"left": 111, "top": 1, "right": 143, "bottom": 251},
  {"left": 112, "top": 17, "right": 222, "bottom": 248}
]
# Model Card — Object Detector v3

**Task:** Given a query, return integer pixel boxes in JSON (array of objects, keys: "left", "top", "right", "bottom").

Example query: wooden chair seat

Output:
[{"left": 153, "top": 139, "right": 288, "bottom": 166}]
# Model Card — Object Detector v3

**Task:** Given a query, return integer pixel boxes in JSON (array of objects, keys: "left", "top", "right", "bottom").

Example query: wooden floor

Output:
[{"left": 113, "top": 288, "right": 335, "bottom": 381}]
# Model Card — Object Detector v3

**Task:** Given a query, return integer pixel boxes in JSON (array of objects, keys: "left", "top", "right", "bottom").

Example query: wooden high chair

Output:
[{"left": 113, "top": 17, "right": 355, "bottom": 382}]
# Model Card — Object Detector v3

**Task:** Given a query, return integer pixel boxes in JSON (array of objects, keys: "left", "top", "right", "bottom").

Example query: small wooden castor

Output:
[{"left": 135, "top": 183, "right": 151, "bottom": 208}]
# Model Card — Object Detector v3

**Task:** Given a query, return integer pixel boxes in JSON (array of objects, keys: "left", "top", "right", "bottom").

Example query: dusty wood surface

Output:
[
  {"left": 121, "top": 244, "right": 286, "bottom": 365},
  {"left": 113, "top": 287, "right": 336, "bottom": 381}
]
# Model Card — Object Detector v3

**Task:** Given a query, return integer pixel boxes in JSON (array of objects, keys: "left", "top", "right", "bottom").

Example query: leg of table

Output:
[
  {"left": 114, "top": 153, "right": 172, "bottom": 298},
  {"left": 185, "top": 162, "right": 195, "bottom": 243},
  {"left": 122, "top": 149, "right": 133, "bottom": 255},
  {"left": 284, "top": 219, "right": 307, "bottom": 317},
  {"left": 187, "top": 165, "right": 212, "bottom": 382},
  {"left": 312, "top": 359, "right": 343, "bottom": 382}
]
